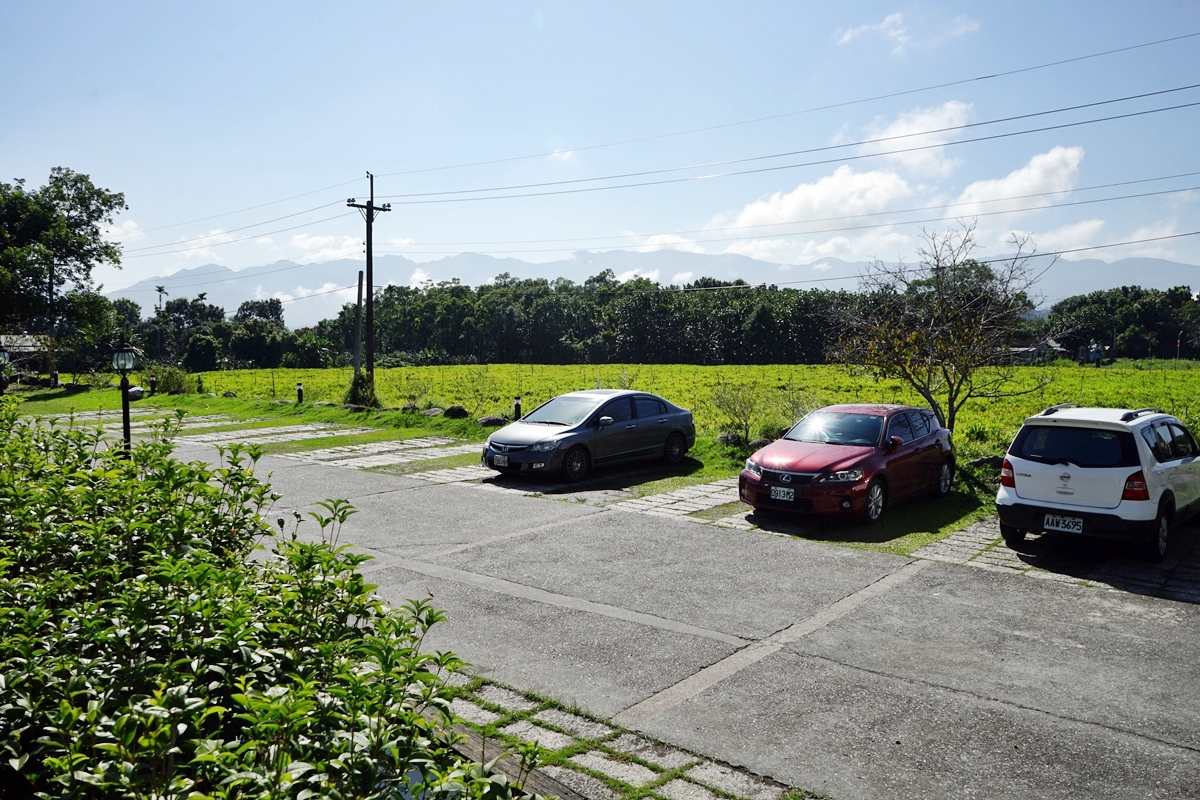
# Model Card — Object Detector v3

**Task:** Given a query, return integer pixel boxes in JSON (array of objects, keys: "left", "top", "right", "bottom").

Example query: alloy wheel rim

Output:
[
  {"left": 940, "top": 464, "right": 951, "bottom": 493},
  {"left": 867, "top": 485, "right": 883, "bottom": 519},
  {"left": 1158, "top": 517, "right": 1169, "bottom": 554},
  {"left": 567, "top": 453, "right": 586, "bottom": 479}
]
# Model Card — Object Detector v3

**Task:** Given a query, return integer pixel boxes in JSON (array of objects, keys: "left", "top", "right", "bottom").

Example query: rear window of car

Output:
[
  {"left": 1011, "top": 424, "right": 1140, "bottom": 468},
  {"left": 635, "top": 397, "right": 666, "bottom": 417}
]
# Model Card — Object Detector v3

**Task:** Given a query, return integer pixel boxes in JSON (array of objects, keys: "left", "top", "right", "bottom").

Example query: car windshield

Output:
[
  {"left": 1011, "top": 425, "right": 1140, "bottom": 468},
  {"left": 521, "top": 395, "right": 599, "bottom": 426},
  {"left": 785, "top": 411, "right": 883, "bottom": 446}
]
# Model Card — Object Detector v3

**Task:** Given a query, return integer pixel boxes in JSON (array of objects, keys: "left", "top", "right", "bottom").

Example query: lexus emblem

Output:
[
  {"left": 780, "top": 473, "right": 792, "bottom": 483},
  {"left": 1059, "top": 472, "right": 1071, "bottom": 482}
]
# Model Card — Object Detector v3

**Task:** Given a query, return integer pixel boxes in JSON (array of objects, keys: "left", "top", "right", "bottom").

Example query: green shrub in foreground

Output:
[{"left": 0, "top": 397, "right": 539, "bottom": 799}]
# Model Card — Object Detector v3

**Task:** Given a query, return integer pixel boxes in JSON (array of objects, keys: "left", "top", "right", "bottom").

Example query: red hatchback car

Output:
[{"left": 739, "top": 404, "right": 955, "bottom": 523}]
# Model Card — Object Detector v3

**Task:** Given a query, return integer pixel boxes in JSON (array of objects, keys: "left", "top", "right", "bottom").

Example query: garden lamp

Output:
[{"left": 112, "top": 341, "right": 136, "bottom": 453}]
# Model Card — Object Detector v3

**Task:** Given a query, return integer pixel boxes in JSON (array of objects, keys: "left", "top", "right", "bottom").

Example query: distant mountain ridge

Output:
[{"left": 105, "top": 250, "right": 1200, "bottom": 328}]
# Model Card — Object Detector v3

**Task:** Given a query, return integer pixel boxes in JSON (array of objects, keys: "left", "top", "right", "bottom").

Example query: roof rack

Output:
[
  {"left": 1040, "top": 403, "right": 1081, "bottom": 416},
  {"left": 1120, "top": 407, "right": 1164, "bottom": 422}
]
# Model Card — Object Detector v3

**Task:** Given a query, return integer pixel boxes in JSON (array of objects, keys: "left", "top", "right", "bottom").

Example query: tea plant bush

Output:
[{"left": 0, "top": 397, "right": 539, "bottom": 800}]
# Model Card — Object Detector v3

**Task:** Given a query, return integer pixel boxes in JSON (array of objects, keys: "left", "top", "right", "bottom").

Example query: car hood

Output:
[
  {"left": 754, "top": 439, "right": 874, "bottom": 473},
  {"left": 488, "top": 420, "right": 575, "bottom": 446}
]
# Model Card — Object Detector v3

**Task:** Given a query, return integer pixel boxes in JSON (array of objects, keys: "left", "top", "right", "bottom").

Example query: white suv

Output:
[{"left": 995, "top": 405, "right": 1200, "bottom": 561}]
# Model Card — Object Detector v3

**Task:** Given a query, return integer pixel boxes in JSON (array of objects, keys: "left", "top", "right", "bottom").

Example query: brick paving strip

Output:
[
  {"left": 172, "top": 423, "right": 380, "bottom": 445},
  {"left": 438, "top": 678, "right": 797, "bottom": 800}
]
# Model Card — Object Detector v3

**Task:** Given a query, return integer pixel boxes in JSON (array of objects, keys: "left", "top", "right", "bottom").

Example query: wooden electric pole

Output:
[{"left": 347, "top": 173, "right": 390, "bottom": 396}]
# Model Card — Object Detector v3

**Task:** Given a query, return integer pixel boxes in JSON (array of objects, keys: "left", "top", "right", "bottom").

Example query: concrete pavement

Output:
[{"left": 170, "top": 440, "right": 1200, "bottom": 799}]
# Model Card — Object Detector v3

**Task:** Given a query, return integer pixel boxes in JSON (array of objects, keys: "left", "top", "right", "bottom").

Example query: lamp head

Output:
[{"left": 111, "top": 340, "right": 136, "bottom": 373}]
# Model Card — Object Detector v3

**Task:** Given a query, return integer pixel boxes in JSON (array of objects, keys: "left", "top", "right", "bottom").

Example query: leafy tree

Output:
[
  {"left": 111, "top": 296, "right": 142, "bottom": 335},
  {"left": 828, "top": 224, "right": 1046, "bottom": 430},
  {"left": 230, "top": 317, "right": 291, "bottom": 368},
  {"left": 233, "top": 298, "right": 285, "bottom": 325},
  {"left": 0, "top": 168, "right": 126, "bottom": 331},
  {"left": 183, "top": 332, "right": 221, "bottom": 372}
]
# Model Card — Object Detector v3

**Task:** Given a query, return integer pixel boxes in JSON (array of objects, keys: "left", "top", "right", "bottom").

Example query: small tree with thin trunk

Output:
[{"left": 828, "top": 223, "right": 1052, "bottom": 431}]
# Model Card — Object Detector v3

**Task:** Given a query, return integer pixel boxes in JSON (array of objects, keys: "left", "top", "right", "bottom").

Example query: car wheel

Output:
[
  {"left": 1000, "top": 524, "right": 1026, "bottom": 547},
  {"left": 936, "top": 460, "right": 953, "bottom": 497},
  {"left": 864, "top": 479, "right": 886, "bottom": 524},
  {"left": 663, "top": 433, "right": 687, "bottom": 465},
  {"left": 1143, "top": 507, "right": 1170, "bottom": 562},
  {"left": 562, "top": 446, "right": 590, "bottom": 483}
]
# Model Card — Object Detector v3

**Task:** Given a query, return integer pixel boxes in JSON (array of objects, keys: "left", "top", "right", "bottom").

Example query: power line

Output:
[
  {"left": 123, "top": 201, "right": 347, "bottom": 253},
  {"left": 379, "top": 84, "right": 1200, "bottom": 201},
  {"left": 122, "top": 212, "right": 360, "bottom": 259},
  {"left": 374, "top": 31, "right": 1200, "bottom": 179},
  {"left": 278, "top": 284, "right": 358, "bottom": 304},
  {"left": 121, "top": 31, "right": 1199, "bottom": 237},
  {"left": 371, "top": 171, "right": 1200, "bottom": 249},
  {"left": 376, "top": 101, "right": 1200, "bottom": 206},
  {"left": 111, "top": 247, "right": 365, "bottom": 292},
  {"left": 369, "top": 183, "right": 1200, "bottom": 257}
]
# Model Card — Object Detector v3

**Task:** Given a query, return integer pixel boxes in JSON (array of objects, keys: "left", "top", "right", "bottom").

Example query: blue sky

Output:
[{"left": 4, "top": 1, "right": 1200, "bottom": 306}]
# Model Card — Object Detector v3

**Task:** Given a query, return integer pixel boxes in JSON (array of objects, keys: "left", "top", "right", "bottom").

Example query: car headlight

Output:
[
  {"left": 531, "top": 440, "right": 561, "bottom": 452},
  {"left": 744, "top": 459, "right": 762, "bottom": 477},
  {"left": 819, "top": 468, "right": 863, "bottom": 483}
]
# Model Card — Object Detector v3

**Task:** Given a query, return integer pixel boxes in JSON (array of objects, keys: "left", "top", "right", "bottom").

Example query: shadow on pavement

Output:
[
  {"left": 1004, "top": 518, "right": 1200, "bottom": 603},
  {"left": 481, "top": 456, "right": 706, "bottom": 496},
  {"left": 747, "top": 491, "right": 984, "bottom": 545}
]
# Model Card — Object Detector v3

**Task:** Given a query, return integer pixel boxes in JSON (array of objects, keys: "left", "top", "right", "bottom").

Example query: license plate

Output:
[
  {"left": 493, "top": 454, "right": 508, "bottom": 467},
  {"left": 1043, "top": 514, "right": 1082, "bottom": 533},
  {"left": 769, "top": 486, "right": 795, "bottom": 502}
]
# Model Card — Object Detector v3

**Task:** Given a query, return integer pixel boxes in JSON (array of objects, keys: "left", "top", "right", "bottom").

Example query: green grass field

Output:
[{"left": 9, "top": 360, "right": 1198, "bottom": 556}]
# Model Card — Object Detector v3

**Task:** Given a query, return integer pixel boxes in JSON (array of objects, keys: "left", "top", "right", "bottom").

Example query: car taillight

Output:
[
  {"left": 1122, "top": 470, "right": 1150, "bottom": 501},
  {"left": 1000, "top": 458, "right": 1015, "bottom": 488}
]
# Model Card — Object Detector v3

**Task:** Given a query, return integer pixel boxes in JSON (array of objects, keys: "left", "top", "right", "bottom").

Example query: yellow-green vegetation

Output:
[{"left": 10, "top": 360, "right": 1198, "bottom": 557}]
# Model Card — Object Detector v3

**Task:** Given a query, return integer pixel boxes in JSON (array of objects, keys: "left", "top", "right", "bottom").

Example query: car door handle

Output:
[
  {"left": 625, "top": 424, "right": 637, "bottom": 429},
  {"left": 657, "top": 418, "right": 668, "bottom": 424}
]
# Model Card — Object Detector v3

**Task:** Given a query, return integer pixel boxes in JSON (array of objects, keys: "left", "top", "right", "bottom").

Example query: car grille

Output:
[
  {"left": 490, "top": 443, "right": 529, "bottom": 453},
  {"left": 761, "top": 469, "right": 815, "bottom": 485}
]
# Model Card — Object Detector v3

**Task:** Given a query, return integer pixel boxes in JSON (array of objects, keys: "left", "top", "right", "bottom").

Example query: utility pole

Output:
[
  {"left": 353, "top": 270, "right": 364, "bottom": 378},
  {"left": 347, "top": 173, "right": 391, "bottom": 397}
]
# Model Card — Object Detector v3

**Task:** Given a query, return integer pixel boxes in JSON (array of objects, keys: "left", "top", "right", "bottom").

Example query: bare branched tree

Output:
[{"left": 827, "top": 222, "right": 1054, "bottom": 431}]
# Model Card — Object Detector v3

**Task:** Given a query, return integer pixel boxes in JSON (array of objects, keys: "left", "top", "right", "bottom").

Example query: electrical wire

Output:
[
  {"left": 137, "top": 178, "right": 364, "bottom": 233},
  {"left": 371, "top": 171, "right": 1200, "bottom": 249},
  {"left": 379, "top": 84, "right": 1200, "bottom": 200},
  {"left": 123, "top": 201, "right": 349, "bottom": 253},
  {"left": 122, "top": 212, "right": 360, "bottom": 259},
  {"left": 377, "top": 101, "right": 1200, "bottom": 206},
  {"left": 375, "top": 31, "right": 1200, "bottom": 178}
]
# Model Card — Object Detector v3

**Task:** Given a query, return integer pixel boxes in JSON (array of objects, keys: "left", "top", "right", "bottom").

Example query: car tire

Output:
[
  {"left": 864, "top": 479, "right": 886, "bottom": 524},
  {"left": 1000, "top": 524, "right": 1026, "bottom": 547},
  {"left": 663, "top": 433, "right": 687, "bottom": 465},
  {"left": 936, "top": 460, "right": 954, "bottom": 497},
  {"left": 1143, "top": 506, "right": 1171, "bottom": 562},
  {"left": 562, "top": 446, "right": 590, "bottom": 483}
]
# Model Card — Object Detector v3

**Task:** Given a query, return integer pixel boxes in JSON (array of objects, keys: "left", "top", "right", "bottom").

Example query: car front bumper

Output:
[
  {"left": 481, "top": 444, "right": 565, "bottom": 474},
  {"left": 738, "top": 471, "right": 866, "bottom": 515}
]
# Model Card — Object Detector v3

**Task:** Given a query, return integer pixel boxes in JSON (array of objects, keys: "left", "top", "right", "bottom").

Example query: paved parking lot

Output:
[{"left": 42, "top": 408, "right": 1172, "bottom": 799}]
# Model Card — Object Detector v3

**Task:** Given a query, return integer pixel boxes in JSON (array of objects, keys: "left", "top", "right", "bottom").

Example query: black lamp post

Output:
[
  {"left": 0, "top": 342, "right": 9, "bottom": 396},
  {"left": 112, "top": 341, "right": 136, "bottom": 453}
]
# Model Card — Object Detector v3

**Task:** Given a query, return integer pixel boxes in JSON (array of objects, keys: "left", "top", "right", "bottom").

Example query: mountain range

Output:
[{"left": 105, "top": 250, "right": 1200, "bottom": 329}]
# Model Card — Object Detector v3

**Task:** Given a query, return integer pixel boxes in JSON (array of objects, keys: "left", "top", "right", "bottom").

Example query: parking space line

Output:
[{"left": 611, "top": 559, "right": 932, "bottom": 729}]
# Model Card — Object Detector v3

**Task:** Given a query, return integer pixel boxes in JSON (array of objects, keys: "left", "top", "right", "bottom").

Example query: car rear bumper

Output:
[
  {"left": 995, "top": 502, "right": 1156, "bottom": 541},
  {"left": 739, "top": 472, "right": 865, "bottom": 515}
]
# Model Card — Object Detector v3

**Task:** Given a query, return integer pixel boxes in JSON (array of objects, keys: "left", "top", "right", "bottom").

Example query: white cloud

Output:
[
  {"left": 838, "top": 12, "right": 908, "bottom": 51},
  {"left": 255, "top": 237, "right": 274, "bottom": 246},
  {"left": 104, "top": 219, "right": 145, "bottom": 243},
  {"left": 637, "top": 233, "right": 705, "bottom": 253},
  {"left": 549, "top": 150, "right": 575, "bottom": 163},
  {"left": 672, "top": 271, "right": 694, "bottom": 284},
  {"left": 1011, "top": 217, "right": 1185, "bottom": 263},
  {"left": 726, "top": 165, "right": 913, "bottom": 229},
  {"left": 811, "top": 262, "right": 834, "bottom": 271},
  {"left": 265, "top": 281, "right": 342, "bottom": 303},
  {"left": 860, "top": 101, "right": 971, "bottom": 177},
  {"left": 409, "top": 267, "right": 433, "bottom": 288},
  {"left": 953, "top": 146, "right": 1084, "bottom": 218},
  {"left": 616, "top": 268, "right": 660, "bottom": 283},
  {"left": 288, "top": 233, "right": 363, "bottom": 263},
  {"left": 1011, "top": 219, "right": 1106, "bottom": 258},
  {"left": 837, "top": 11, "right": 977, "bottom": 54}
]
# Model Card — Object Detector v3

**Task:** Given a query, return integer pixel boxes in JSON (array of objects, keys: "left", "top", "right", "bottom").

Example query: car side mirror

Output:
[
  {"left": 888, "top": 435, "right": 903, "bottom": 451},
  {"left": 598, "top": 415, "right": 614, "bottom": 428},
  {"left": 778, "top": 427, "right": 791, "bottom": 439}
]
